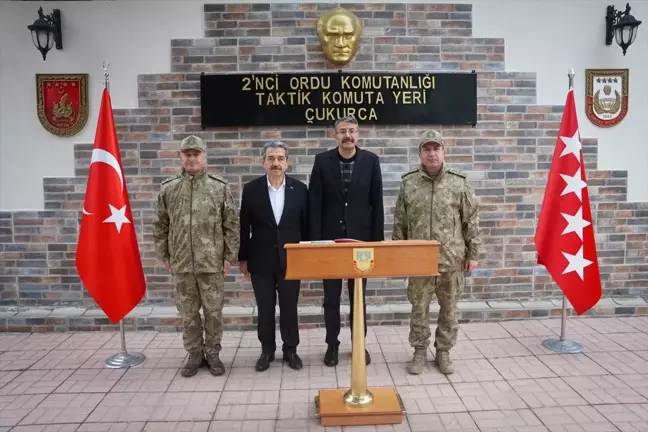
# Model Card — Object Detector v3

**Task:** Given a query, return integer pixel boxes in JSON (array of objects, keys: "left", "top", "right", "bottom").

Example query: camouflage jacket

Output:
[
  {"left": 153, "top": 169, "right": 240, "bottom": 274},
  {"left": 392, "top": 163, "right": 482, "bottom": 272}
]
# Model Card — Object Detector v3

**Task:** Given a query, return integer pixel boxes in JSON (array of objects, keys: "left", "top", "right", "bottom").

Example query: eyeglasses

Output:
[{"left": 336, "top": 129, "right": 358, "bottom": 136}]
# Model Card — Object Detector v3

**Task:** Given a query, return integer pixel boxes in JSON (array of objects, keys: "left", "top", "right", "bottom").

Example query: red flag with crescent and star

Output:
[
  {"left": 535, "top": 88, "right": 602, "bottom": 315},
  {"left": 75, "top": 88, "right": 146, "bottom": 323}
]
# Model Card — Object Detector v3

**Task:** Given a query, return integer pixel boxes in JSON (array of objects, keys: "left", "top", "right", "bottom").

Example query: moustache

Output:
[
  {"left": 271, "top": 166, "right": 281, "bottom": 170},
  {"left": 342, "top": 138, "right": 354, "bottom": 143}
]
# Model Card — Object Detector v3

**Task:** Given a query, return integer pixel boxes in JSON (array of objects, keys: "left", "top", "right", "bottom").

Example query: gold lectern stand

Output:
[{"left": 284, "top": 240, "right": 440, "bottom": 427}]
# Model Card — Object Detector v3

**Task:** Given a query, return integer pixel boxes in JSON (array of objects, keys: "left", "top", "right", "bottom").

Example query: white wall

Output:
[
  {"left": 473, "top": 0, "right": 648, "bottom": 203},
  {"left": 1, "top": 0, "right": 646, "bottom": 210},
  {"left": 0, "top": 1, "right": 204, "bottom": 210}
]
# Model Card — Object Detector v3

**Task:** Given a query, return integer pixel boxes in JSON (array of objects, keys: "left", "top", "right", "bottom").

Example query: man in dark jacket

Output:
[
  {"left": 239, "top": 141, "right": 309, "bottom": 372},
  {"left": 308, "top": 115, "right": 384, "bottom": 366}
]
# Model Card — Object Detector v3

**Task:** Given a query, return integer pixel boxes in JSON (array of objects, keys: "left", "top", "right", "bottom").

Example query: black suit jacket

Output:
[
  {"left": 238, "top": 175, "right": 309, "bottom": 275},
  {"left": 308, "top": 147, "right": 384, "bottom": 242}
]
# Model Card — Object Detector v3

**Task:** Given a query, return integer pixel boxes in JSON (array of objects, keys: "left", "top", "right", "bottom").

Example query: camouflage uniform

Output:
[
  {"left": 152, "top": 135, "right": 240, "bottom": 376},
  {"left": 392, "top": 130, "right": 482, "bottom": 374}
]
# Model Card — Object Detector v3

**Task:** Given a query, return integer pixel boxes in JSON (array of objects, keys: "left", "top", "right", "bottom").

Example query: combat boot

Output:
[
  {"left": 436, "top": 350, "right": 455, "bottom": 374},
  {"left": 181, "top": 351, "right": 205, "bottom": 377},
  {"left": 205, "top": 352, "right": 226, "bottom": 376},
  {"left": 406, "top": 348, "right": 427, "bottom": 375}
]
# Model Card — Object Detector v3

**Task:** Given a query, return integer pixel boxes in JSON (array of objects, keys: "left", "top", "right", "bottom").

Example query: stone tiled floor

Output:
[{"left": 0, "top": 317, "right": 647, "bottom": 431}]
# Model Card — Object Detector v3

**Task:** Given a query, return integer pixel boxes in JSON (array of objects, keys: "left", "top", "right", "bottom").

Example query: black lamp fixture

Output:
[
  {"left": 605, "top": 3, "right": 642, "bottom": 55},
  {"left": 27, "top": 7, "right": 63, "bottom": 61}
]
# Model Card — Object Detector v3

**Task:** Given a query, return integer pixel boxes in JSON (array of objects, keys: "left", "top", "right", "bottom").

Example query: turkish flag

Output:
[
  {"left": 535, "top": 88, "right": 602, "bottom": 315},
  {"left": 75, "top": 88, "right": 146, "bottom": 323}
]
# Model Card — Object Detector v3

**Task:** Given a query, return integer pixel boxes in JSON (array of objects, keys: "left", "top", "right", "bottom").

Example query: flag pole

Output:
[
  {"left": 100, "top": 60, "right": 147, "bottom": 369},
  {"left": 541, "top": 68, "right": 584, "bottom": 354}
]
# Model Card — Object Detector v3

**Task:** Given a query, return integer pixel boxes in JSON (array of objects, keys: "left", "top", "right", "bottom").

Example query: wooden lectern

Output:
[{"left": 284, "top": 240, "right": 440, "bottom": 427}]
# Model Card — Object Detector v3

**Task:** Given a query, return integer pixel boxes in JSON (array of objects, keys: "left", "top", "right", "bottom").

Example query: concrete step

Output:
[{"left": 1, "top": 297, "right": 646, "bottom": 333}]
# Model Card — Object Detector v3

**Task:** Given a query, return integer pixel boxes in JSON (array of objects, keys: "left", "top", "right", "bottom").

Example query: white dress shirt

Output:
[{"left": 267, "top": 175, "right": 286, "bottom": 225}]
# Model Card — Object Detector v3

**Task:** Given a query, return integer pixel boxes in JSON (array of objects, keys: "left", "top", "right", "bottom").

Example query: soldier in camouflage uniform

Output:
[
  {"left": 392, "top": 130, "right": 482, "bottom": 375},
  {"left": 153, "top": 135, "right": 240, "bottom": 378}
]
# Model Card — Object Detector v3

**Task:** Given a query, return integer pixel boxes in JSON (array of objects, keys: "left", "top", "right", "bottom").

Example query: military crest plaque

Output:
[
  {"left": 352, "top": 248, "right": 375, "bottom": 274},
  {"left": 36, "top": 73, "right": 89, "bottom": 137},
  {"left": 585, "top": 69, "right": 628, "bottom": 128}
]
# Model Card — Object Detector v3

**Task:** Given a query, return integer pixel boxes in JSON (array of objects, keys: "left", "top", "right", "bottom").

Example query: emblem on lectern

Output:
[{"left": 352, "top": 248, "right": 374, "bottom": 273}]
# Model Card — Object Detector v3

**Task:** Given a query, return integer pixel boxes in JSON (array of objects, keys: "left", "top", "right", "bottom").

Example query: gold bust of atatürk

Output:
[{"left": 316, "top": 8, "right": 362, "bottom": 65}]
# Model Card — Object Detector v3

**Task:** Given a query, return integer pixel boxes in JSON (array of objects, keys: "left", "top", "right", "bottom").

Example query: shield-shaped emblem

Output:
[
  {"left": 36, "top": 73, "right": 89, "bottom": 137},
  {"left": 352, "top": 248, "right": 374, "bottom": 274},
  {"left": 585, "top": 69, "right": 628, "bottom": 128}
]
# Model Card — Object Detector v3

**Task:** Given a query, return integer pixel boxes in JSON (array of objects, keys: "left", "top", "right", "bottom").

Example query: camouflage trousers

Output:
[
  {"left": 407, "top": 271, "right": 464, "bottom": 351},
  {"left": 173, "top": 273, "right": 225, "bottom": 357}
]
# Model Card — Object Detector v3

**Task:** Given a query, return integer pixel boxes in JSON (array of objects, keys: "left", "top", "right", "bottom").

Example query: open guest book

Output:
[{"left": 300, "top": 238, "right": 364, "bottom": 244}]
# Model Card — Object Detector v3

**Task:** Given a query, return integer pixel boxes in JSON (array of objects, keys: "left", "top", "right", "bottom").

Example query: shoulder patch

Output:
[
  {"left": 447, "top": 167, "right": 466, "bottom": 178},
  {"left": 207, "top": 173, "right": 228, "bottom": 184},
  {"left": 161, "top": 175, "right": 180, "bottom": 185},
  {"left": 401, "top": 168, "right": 419, "bottom": 179}
]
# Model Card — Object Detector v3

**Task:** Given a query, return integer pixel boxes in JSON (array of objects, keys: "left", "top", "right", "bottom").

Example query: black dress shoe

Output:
[
  {"left": 324, "top": 345, "right": 339, "bottom": 366},
  {"left": 365, "top": 349, "right": 371, "bottom": 365},
  {"left": 283, "top": 352, "right": 303, "bottom": 370},
  {"left": 255, "top": 352, "right": 274, "bottom": 372}
]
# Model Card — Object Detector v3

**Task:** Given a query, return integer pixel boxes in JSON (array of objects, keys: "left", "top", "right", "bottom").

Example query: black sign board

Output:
[{"left": 200, "top": 71, "right": 477, "bottom": 128}]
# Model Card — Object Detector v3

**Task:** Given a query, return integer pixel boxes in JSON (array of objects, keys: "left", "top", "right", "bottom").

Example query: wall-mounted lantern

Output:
[
  {"left": 27, "top": 7, "right": 63, "bottom": 61},
  {"left": 606, "top": 3, "right": 642, "bottom": 55}
]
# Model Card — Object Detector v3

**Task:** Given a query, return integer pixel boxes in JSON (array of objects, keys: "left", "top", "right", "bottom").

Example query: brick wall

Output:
[{"left": 0, "top": 3, "right": 647, "bottom": 310}]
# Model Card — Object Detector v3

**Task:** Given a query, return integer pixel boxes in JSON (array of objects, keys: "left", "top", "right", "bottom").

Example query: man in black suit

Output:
[
  {"left": 308, "top": 115, "right": 385, "bottom": 367},
  {"left": 239, "top": 141, "right": 309, "bottom": 372}
]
